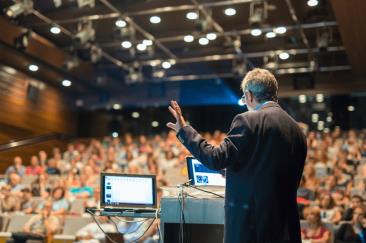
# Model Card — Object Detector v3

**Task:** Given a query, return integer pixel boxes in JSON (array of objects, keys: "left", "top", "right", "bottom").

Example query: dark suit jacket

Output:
[{"left": 177, "top": 102, "right": 307, "bottom": 243}]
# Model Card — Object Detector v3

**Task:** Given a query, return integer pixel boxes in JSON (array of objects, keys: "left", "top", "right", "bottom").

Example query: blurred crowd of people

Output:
[{"left": 0, "top": 127, "right": 365, "bottom": 243}]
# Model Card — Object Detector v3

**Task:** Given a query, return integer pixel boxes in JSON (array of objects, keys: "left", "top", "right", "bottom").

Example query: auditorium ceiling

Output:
[{"left": 0, "top": 0, "right": 364, "bottom": 102}]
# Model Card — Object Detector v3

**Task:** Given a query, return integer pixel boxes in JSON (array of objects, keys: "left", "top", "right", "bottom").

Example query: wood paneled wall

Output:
[{"left": 0, "top": 66, "right": 76, "bottom": 172}]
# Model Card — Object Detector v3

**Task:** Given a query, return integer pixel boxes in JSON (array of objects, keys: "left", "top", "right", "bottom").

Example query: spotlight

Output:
[
  {"left": 274, "top": 26, "right": 287, "bottom": 34},
  {"left": 326, "top": 116, "right": 332, "bottom": 122},
  {"left": 206, "top": 33, "right": 217, "bottom": 40},
  {"left": 307, "top": 0, "right": 319, "bottom": 7},
  {"left": 238, "top": 98, "right": 245, "bottom": 106},
  {"left": 184, "top": 35, "right": 194, "bottom": 42},
  {"left": 62, "top": 79, "right": 72, "bottom": 87},
  {"left": 115, "top": 19, "right": 127, "bottom": 28},
  {"left": 250, "top": 29, "right": 262, "bottom": 37},
  {"left": 224, "top": 8, "right": 236, "bottom": 16},
  {"left": 132, "top": 112, "right": 140, "bottom": 118},
  {"left": 265, "top": 32, "right": 276, "bottom": 38},
  {"left": 75, "top": 21, "right": 95, "bottom": 44},
  {"left": 142, "top": 39, "right": 153, "bottom": 46},
  {"left": 186, "top": 12, "right": 198, "bottom": 20},
  {"left": 198, "top": 37, "right": 209, "bottom": 45},
  {"left": 150, "top": 16, "right": 161, "bottom": 24},
  {"left": 311, "top": 113, "right": 319, "bottom": 123},
  {"left": 298, "top": 94, "right": 307, "bottom": 103},
  {"left": 5, "top": 0, "right": 33, "bottom": 18},
  {"left": 279, "top": 52, "right": 290, "bottom": 60},
  {"left": 151, "top": 121, "right": 159, "bottom": 127},
  {"left": 121, "top": 41, "right": 132, "bottom": 49},
  {"left": 315, "top": 93, "right": 324, "bottom": 103},
  {"left": 112, "top": 132, "right": 118, "bottom": 138},
  {"left": 14, "top": 31, "right": 30, "bottom": 51},
  {"left": 50, "top": 26, "right": 61, "bottom": 34},
  {"left": 162, "top": 61, "right": 171, "bottom": 69},
  {"left": 28, "top": 64, "right": 38, "bottom": 72}
]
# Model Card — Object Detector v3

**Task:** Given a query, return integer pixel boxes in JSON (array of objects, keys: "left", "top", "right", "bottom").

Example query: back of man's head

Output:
[{"left": 241, "top": 68, "right": 278, "bottom": 103}]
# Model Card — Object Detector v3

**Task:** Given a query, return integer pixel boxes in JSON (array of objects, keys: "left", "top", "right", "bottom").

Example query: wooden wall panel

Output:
[{"left": 0, "top": 66, "right": 76, "bottom": 172}]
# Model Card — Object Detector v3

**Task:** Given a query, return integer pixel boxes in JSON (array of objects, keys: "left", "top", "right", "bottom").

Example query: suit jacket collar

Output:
[{"left": 258, "top": 101, "right": 280, "bottom": 110}]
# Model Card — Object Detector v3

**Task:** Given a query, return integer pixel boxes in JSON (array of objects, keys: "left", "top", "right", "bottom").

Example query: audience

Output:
[{"left": 0, "top": 128, "right": 364, "bottom": 242}]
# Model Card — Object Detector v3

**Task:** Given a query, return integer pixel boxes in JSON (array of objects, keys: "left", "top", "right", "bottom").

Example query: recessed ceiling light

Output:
[
  {"left": 136, "top": 43, "right": 147, "bottom": 51},
  {"left": 162, "top": 61, "right": 171, "bottom": 69},
  {"left": 186, "top": 12, "right": 198, "bottom": 20},
  {"left": 298, "top": 94, "right": 307, "bottom": 103},
  {"left": 113, "top": 103, "right": 122, "bottom": 110},
  {"left": 183, "top": 35, "right": 194, "bottom": 42},
  {"left": 279, "top": 52, "right": 290, "bottom": 60},
  {"left": 151, "top": 121, "right": 159, "bottom": 127},
  {"left": 307, "top": 0, "right": 319, "bottom": 7},
  {"left": 251, "top": 29, "right": 262, "bottom": 37},
  {"left": 150, "top": 16, "right": 161, "bottom": 24},
  {"left": 121, "top": 41, "right": 132, "bottom": 49},
  {"left": 198, "top": 37, "right": 209, "bottom": 45},
  {"left": 112, "top": 132, "right": 118, "bottom": 138},
  {"left": 142, "top": 39, "right": 153, "bottom": 46},
  {"left": 265, "top": 31, "right": 276, "bottom": 38},
  {"left": 224, "top": 8, "right": 236, "bottom": 16},
  {"left": 274, "top": 26, "right": 287, "bottom": 34},
  {"left": 50, "top": 26, "right": 61, "bottom": 34},
  {"left": 115, "top": 19, "right": 127, "bottom": 28},
  {"left": 28, "top": 64, "right": 39, "bottom": 72},
  {"left": 206, "top": 33, "right": 217, "bottom": 40},
  {"left": 347, "top": 105, "right": 355, "bottom": 112},
  {"left": 62, "top": 79, "right": 72, "bottom": 87},
  {"left": 132, "top": 112, "right": 140, "bottom": 118},
  {"left": 312, "top": 113, "right": 319, "bottom": 123},
  {"left": 316, "top": 93, "right": 324, "bottom": 103}
]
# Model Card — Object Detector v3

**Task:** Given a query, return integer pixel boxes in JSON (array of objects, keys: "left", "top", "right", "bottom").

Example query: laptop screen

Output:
[
  {"left": 186, "top": 157, "right": 226, "bottom": 186},
  {"left": 100, "top": 173, "right": 157, "bottom": 208}
]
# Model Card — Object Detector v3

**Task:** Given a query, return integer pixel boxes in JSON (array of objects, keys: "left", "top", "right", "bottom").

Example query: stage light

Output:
[
  {"left": 326, "top": 116, "right": 332, "bottom": 122},
  {"left": 132, "top": 112, "right": 140, "bottom": 118},
  {"left": 143, "top": 39, "right": 153, "bottom": 46},
  {"left": 162, "top": 61, "right": 171, "bottom": 69},
  {"left": 274, "top": 26, "right": 287, "bottom": 34},
  {"left": 311, "top": 113, "right": 319, "bottom": 123},
  {"left": 347, "top": 105, "right": 355, "bottom": 112},
  {"left": 238, "top": 99, "right": 245, "bottom": 106},
  {"left": 5, "top": 0, "right": 33, "bottom": 18},
  {"left": 150, "top": 16, "right": 161, "bottom": 24},
  {"left": 317, "top": 121, "right": 324, "bottom": 131},
  {"left": 184, "top": 35, "right": 194, "bottom": 42},
  {"left": 112, "top": 132, "right": 118, "bottom": 138},
  {"left": 115, "top": 19, "right": 127, "bottom": 28},
  {"left": 28, "top": 64, "right": 39, "bottom": 72},
  {"left": 62, "top": 79, "right": 72, "bottom": 87},
  {"left": 316, "top": 93, "right": 324, "bottom": 103},
  {"left": 279, "top": 52, "right": 290, "bottom": 60},
  {"left": 121, "top": 41, "right": 132, "bottom": 49},
  {"left": 265, "top": 32, "right": 276, "bottom": 38},
  {"left": 307, "top": 0, "right": 319, "bottom": 7},
  {"left": 250, "top": 28, "right": 262, "bottom": 37},
  {"left": 113, "top": 104, "right": 122, "bottom": 110},
  {"left": 206, "top": 33, "right": 217, "bottom": 40},
  {"left": 50, "top": 26, "right": 61, "bottom": 34},
  {"left": 137, "top": 43, "right": 147, "bottom": 51},
  {"left": 224, "top": 8, "right": 236, "bottom": 16},
  {"left": 186, "top": 12, "right": 198, "bottom": 20},
  {"left": 151, "top": 121, "right": 159, "bottom": 127},
  {"left": 298, "top": 94, "right": 307, "bottom": 103},
  {"left": 198, "top": 37, "right": 209, "bottom": 45},
  {"left": 14, "top": 32, "right": 30, "bottom": 50}
]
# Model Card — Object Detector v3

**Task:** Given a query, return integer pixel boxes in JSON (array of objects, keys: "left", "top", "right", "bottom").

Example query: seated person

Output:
[
  {"left": 75, "top": 216, "right": 116, "bottom": 243},
  {"left": 36, "top": 187, "right": 69, "bottom": 215},
  {"left": 69, "top": 175, "right": 94, "bottom": 199},
  {"left": 26, "top": 156, "right": 43, "bottom": 176},
  {"left": 45, "top": 158, "right": 61, "bottom": 175},
  {"left": 335, "top": 207, "right": 366, "bottom": 243},
  {"left": 0, "top": 185, "right": 20, "bottom": 213},
  {"left": 301, "top": 206, "right": 331, "bottom": 243},
  {"left": 5, "top": 156, "right": 26, "bottom": 178},
  {"left": 19, "top": 188, "right": 34, "bottom": 214},
  {"left": 9, "top": 200, "right": 60, "bottom": 243},
  {"left": 319, "top": 193, "right": 342, "bottom": 224},
  {"left": 342, "top": 195, "right": 364, "bottom": 221}
]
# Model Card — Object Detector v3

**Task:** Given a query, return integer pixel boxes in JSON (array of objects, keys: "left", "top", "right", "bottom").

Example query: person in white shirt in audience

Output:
[
  {"left": 75, "top": 216, "right": 116, "bottom": 243},
  {"left": 5, "top": 156, "right": 26, "bottom": 178}
]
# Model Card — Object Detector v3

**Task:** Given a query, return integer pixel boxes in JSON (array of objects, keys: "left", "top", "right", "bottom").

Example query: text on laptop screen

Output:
[
  {"left": 188, "top": 157, "right": 226, "bottom": 186},
  {"left": 103, "top": 175, "right": 154, "bottom": 206}
]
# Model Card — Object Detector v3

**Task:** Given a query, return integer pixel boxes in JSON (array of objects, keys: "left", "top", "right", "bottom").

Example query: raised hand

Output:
[{"left": 166, "top": 100, "right": 187, "bottom": 132}]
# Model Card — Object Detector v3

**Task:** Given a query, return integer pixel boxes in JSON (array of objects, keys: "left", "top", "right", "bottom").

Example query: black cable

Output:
[
  {"left": 188, "top": 185, "right": 224, "bottom": 198},
  {"left": 129, "top": 218, "right": 156, "bottom": 243},
  {"left": 86, "top": 208, "right": 119, "bottom": 243}
]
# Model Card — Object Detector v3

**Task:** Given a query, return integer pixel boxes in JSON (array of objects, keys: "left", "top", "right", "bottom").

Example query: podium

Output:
[{"left": 160, "top": 187, "right": 225, "bottom": 243}]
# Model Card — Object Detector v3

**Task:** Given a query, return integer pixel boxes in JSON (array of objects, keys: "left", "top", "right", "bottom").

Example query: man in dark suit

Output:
[{"left": 167, "top": 68, "right": 307, "bottom": 243}]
